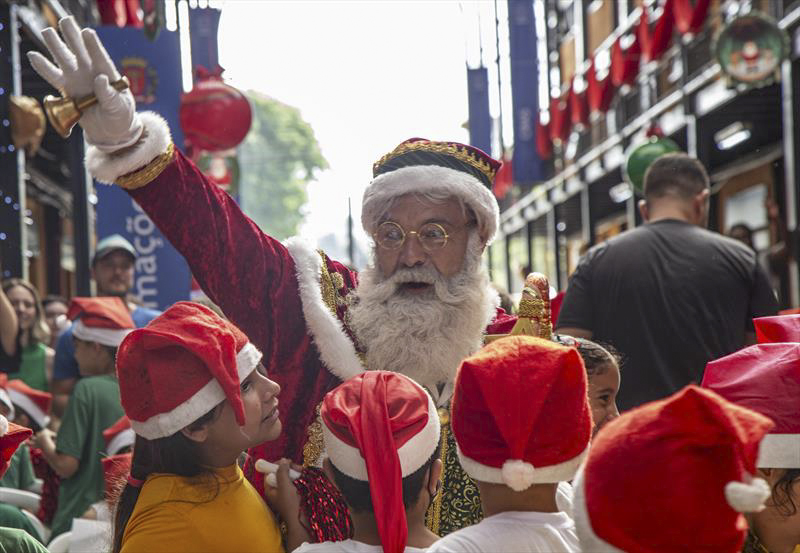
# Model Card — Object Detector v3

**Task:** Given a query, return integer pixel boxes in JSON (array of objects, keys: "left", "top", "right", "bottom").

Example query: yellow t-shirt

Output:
[{"left": 120, "top": 464, "right": 284, "bottom": 553}]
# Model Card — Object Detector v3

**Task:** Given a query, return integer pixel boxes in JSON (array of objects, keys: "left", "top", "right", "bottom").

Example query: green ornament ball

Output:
[{"left": 624, "top": 137, "right": 682, "bottom": 195}]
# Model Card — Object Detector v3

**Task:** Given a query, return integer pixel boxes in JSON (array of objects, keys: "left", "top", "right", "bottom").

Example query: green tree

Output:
[{"left": 239, "top": 92, "right": 327, "bottom": 240}]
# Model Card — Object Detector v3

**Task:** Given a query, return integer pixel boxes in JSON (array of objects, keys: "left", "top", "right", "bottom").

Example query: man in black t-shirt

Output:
[{"left": 557, "top": 154, "right": 777, "bottom": 411}]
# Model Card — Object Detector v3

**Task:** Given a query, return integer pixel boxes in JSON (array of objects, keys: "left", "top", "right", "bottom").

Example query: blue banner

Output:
[
  {"left": 467, "top": 67, "right": 492, "bottom": 156},
  {"left": 94, "top": 27, "right": 190, "bottom": 311},
  {"left": 507, "top": 0, "right": 542, "bottom": 184},
  {"left": 189, "top": 7, "right": 221, "bottom": 74}
]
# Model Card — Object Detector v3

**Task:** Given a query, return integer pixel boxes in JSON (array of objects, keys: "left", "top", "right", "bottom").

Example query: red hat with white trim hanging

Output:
[
  {"left": 6, "top": 379, "right": 51, "bottom": 429},
  {"left": 68, "top": 297, "right": 135, "bottom": 347},
  {"left": 116, "top": 301, "right": 262, "bottom": 440},
  {"left": 703, "top": 315, "right": 799, "bottom": 469},
  {"left": 0, "top": 374, "right": 15, "bottom": 420},
  {"left": 104, "top": 416, "right": 136, "bottom": 456},
  {"left": 0, "top": 415, "right": 32, "bottom": 478},
  {"left": 753, "top": 313, "right": 800, "bottom": 344},
  {"left": 573, "top": 386, "right": 774, "bottom": 553},
  {"left": 321, "top": 370, "right": 440, "bottom": 553},
  {"left": 451, "top": 336, "right": 591, "bottom": 491}
]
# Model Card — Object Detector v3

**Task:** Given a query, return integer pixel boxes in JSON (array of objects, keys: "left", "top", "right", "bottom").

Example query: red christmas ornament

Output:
[{"left": 179, "top": 66, "right": 253, "bottom": 152}]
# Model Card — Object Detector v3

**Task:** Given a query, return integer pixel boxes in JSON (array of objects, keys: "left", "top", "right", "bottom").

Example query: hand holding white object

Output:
[{"left": 27, "top": 16, "right": 143, "bottom": 152}]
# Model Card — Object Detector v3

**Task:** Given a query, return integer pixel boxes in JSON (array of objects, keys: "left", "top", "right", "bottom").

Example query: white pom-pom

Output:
[
  {"left": 725, "top": 477, "right": 771, "bottom": 513},
  {"left": 502, "top": 459, "right": 535, "bottom": 491},
  {"left": 0, "top": 415, "right": 7, "bottom": 437}
]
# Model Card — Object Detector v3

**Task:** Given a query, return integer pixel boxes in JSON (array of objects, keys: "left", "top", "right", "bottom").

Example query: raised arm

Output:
[
  {"left": 0, "top": 284, "right": 18, "bottom": 358},
  {"left": 28, "top": 17, "right": 300, "bottom": 351}
]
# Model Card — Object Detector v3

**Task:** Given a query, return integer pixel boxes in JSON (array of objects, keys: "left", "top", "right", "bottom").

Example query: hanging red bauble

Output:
[{"left": 179, "top": 66, "right": 252, "bottom": 152}]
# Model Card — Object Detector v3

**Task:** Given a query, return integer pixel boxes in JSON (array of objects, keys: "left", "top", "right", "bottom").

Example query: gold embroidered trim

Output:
[
  {"left": 426, "top": 407, "right": 450, "bottom": 535},
  {"left": 116, "top": 142, "right": 176, "bottom": 190},
  {"left": 373, "top": 141, "right": 497, "bottom": 183},
  {"left": 318, "top": 250, "right": 338, "bottom": 315},
  {"left": 302, "top": 402, "right": 325, "bottom": 468}
]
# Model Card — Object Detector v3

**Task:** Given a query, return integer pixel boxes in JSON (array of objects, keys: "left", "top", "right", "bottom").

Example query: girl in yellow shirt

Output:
[{"left": 109, "top": 302, "right": 284, "bottom": 553}]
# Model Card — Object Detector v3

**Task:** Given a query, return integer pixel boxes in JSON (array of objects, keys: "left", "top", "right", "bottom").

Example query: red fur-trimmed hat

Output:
[
  {"left": 573, "top": 386, "right": 774, "bottom": 553},
  {"left": 0, "top": 415, "right": 32, "bottom": 478},
  {"left": 6, "top": 379, "right": 51, "bottom": 429},
  {"left": 703, "top": 314, "right": 799, "bottom": 469},
  {"left": 103, "top": 416, "right": 135, "bottom": 456},
  {"left": 116, "top": 302, "right": 262, "bottom": 440},
  {"left": 321, "top": 371, "right": 440, "bottom": 553},
  {"left": 452, "top": 336, "right": 591, "bottom": 491},
  {"left": 68, "top": 297, "right": 135, "bottom": 347}
]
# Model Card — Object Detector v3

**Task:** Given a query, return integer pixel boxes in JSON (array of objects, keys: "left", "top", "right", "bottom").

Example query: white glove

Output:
[{"left": 27, "top": 16, "right": 143, "bottom": 153}]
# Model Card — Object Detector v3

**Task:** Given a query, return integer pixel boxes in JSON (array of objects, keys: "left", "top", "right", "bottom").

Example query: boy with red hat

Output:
[
  {"left": 268, "top": 370, "right": 443, "bottom": 553},
  {"left": 33, "top": 297, "right": 132, "bottom": 539},
  {"left": 428, "top": 336, "right": 591, "bottom": 552},
  {"left": 573, "top": 385, "right": 774, "bottom": 553},
  {"left": 0, "top": 414, "right": 48, "bottom": 552},
  {"left": 703, "top": 314, "right": 800, "bottom": 553}
]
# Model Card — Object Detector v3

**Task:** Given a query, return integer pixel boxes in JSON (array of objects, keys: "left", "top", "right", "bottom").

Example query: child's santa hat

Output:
[
  {"left": 68, "top": 297, "right": 135, "bottom": 347},
  {"left": 321, "top": 370, "right": 440, "bottom": 553},
  {"left": 0, "top": 415, "right": 32, "bottom": 478},
  {"left": 753, "top": 313, "right": 800, "bottom": 344},
  {"left": 116, "top": 301, "right": 262, "bottom": 440},
  {"left": 104, "top": 416, "right": 135, "bottom": 456},
  {"left": 6, "top": 379, "right": 51, "bottom": 429},
  {"left": 102, "top": 453, "right": 132, "bottom": 500},
  {"left": 573, "top": 386, "right": 773, "bottom": 553},
  {"left": 703, "top": 315, "right": 799, "bottom": 469},
  {"left": 0, "top": 374, "right": 15, "bottom": 420},
  {"left": 452, "top": 336, "right": 591, "bottom": 491}
]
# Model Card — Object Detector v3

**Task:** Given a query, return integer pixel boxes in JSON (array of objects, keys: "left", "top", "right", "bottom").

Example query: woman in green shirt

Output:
[{"left": 1, "top": 280, "right": 52, "bottom": 392}]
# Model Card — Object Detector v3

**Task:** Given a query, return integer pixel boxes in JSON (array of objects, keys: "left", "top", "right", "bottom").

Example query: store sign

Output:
[
  {"left": 94, "top": 27, "right": 190, "bottom": 310},
  {"left": 714, "top": 11, "right": 789, "bottom": 88}
]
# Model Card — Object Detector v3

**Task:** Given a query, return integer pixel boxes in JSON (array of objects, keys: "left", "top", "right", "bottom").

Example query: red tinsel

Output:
[
  {"left": 295, "top": 467, "right": 353, "bottom": 543},
  {"left": 29, "top": 447, "right": 60, "bottom": 525}
]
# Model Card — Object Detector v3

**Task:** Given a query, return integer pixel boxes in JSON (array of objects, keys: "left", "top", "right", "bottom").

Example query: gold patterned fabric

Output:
[
  {"left": 743, "top": 531, "right": 770, "bottom": 553},
  {"left": 116, "top": 142, "right": 176, "bottom": 190},
  {"left": 425, "top": 408, "right": 483, "bottom": 536}
]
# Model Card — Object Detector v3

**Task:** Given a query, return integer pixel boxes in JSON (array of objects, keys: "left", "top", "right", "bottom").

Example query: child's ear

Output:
[
  {"left": 180, "top": 422, "right": 210, "bottom": 444},
  {"left": 426, "top": 458, "right": 443, "bottom": 496}
]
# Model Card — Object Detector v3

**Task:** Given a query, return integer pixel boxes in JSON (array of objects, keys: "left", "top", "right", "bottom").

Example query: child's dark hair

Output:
[
  {"left": 771, "top": 468, "right": 800, "bottom": 517},
  {"left": 329, "top": 445, "right": 441, "bottom": 513},
  {"left": 553, "top": 334, "right": 622, "bottom": 376},
  {"left": 110, "top": 404, "right": 221, "bottom": 553}
]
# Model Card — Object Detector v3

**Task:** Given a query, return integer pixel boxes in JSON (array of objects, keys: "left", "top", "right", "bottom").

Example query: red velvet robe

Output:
[{"left": 127, "top": 150, "right": 517, "bottom": 500}]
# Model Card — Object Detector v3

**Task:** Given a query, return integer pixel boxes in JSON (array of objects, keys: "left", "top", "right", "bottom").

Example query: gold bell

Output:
[{"left": 43, "top": 77, "right": 130, "bottom": 139}]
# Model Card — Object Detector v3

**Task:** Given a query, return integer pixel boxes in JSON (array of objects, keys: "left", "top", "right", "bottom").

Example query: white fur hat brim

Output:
[{"left": 361, "top": 165, "right": 499, "bottom": 245}]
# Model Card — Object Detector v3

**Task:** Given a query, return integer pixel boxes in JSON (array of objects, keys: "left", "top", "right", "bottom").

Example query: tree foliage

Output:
[{"left": 238, "top": 92, "right": 327, "bottom": 240}]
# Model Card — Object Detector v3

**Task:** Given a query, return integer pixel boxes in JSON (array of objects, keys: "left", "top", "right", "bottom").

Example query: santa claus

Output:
[{"left": 29, "top": 17, "right": 526, "bottom": 535}]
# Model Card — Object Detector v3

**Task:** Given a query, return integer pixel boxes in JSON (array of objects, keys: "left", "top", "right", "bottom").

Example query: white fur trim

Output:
[
  {"left": 572, "top": 465, "right": 626, "bottom": 553},
  {"left": 501, "top": 460, "right": 536, "bottom": 491},
  {"left": 284, "top": 237, "right": 364, "bottom": 382},
  {"left": 725, "top": 477, "right": 771, "bottom": 513},
  {"left": 106, "top": 427, "right": 136, "bottom": 456},
  {"left": 362, "top": 165, "right": 500, "bottom": 244},
  {"left": 0, "top": 390, "right": 15, "bottom": 421},
  {"left": 72, "top": 320, "right": 132, "bottom": 347},
  {"left": 130, "top": 342, "right": 262, "bottom": 439},
  {"left": 6, "top": 389, "right": 48, "bottom": 429},
  {"left": 86, "top": 111, "right": 172, "bottom": 185},
  {"left": 0, "top": 416, "right": 7, "bottom": 437},
  {"left": 757, "top": 433, "right": 800, "bottom": 469},
  {"left": 322, "top": 382, "right": 440, "bottom": 481},
  {"left": 457, "top": 444, "right": 589, "bottom": 485}
]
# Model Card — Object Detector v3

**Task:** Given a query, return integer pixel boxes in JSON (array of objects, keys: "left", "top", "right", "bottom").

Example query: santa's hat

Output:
[
  {"left": 753, "top": 313, "right": 800, "bottom": 344},
  {"left": 116, "top": 302, "right": 262, "bottom": 440},
  {"left": 0, "top": 415, "right": 32, "bottom": 478},
  {"left": 363, "top": 138, "right": 501, "bottom": 244},
  {"left": 573, "top": 386, "right": 773, "bottom": 553},
  {"left": 68, "top": 297, "right": 135, "bottom": 347},
  {"left": 0, "top": 374, "right": 15, "bottom": 420},
  {"left": 321, "top": 371, "right": 440, "bottom": 553},
  {"left": 6, "top": 379, "right": 51, "bottom": 429},
  {"left": 104, "top": 416, "right": 135, "bottom": 456},
  {"left": 452, "top": 336, "right": 591, "bottom": 491},
  {"left": 703, "top": 317, "right": 799, "bottom": 469},
  {"left": 102, "top": 453, "right": 132, "bottom": 500}
]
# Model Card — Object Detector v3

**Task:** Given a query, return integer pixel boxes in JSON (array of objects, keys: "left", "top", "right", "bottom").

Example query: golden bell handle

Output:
[{"left": 43, "top": 76, "right": 130, "bottom": 139}]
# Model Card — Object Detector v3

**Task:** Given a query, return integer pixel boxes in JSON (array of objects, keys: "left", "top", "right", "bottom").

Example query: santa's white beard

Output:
[{"left": 348, "top": 237, "right": 497, "bottom": 395}]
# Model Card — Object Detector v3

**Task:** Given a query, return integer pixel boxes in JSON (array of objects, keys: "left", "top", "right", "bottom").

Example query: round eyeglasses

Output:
[{"left": 373, "top": 221, "right": 450, "bottom": 252}]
